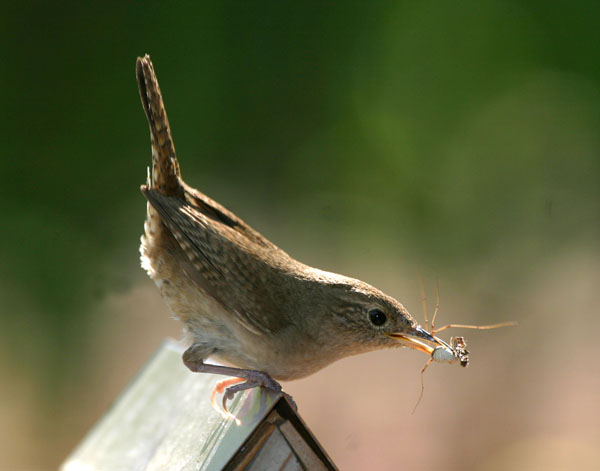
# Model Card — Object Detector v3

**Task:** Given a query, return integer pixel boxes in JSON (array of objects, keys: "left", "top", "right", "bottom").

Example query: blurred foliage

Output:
[{"left": 1, "top": 0, "right": 599, "bottom": 399}]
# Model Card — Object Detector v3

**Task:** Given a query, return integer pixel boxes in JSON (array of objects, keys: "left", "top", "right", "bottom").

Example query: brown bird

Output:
[{"left": 136, "top": 54, "right": 441, "bottom": 411}]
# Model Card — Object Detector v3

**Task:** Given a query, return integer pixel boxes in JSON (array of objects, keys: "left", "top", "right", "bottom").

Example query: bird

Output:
[{"left": 136, "top": 54, "right": 441, "bottom": 413}]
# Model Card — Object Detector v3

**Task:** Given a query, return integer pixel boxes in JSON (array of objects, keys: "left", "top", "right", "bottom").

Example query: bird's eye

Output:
[{"left": 368, "top": 308, "right": 387, "bottom": 326}]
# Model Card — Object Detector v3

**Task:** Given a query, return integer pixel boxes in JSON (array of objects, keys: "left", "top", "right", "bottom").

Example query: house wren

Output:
[{"left": 136, "top": 54, "right": 440, "bottom": 408}]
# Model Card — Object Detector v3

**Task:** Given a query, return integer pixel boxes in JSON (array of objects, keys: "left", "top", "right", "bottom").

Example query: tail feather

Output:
[{"left": 136, "top": 54, "right": 181, "bottom": 195}]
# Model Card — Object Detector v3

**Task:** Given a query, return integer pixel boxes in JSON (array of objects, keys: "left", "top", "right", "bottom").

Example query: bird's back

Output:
[{"left": 137, "top": 55, "right": 300, "bottom": 342}]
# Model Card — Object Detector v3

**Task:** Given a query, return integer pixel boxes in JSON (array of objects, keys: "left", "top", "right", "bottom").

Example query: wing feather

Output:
[{"left": 142, "top": 186, "right": 290, "bottom": 334}]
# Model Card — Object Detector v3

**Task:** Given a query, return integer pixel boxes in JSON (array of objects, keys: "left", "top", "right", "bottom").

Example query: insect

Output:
[{"left": 412, "top": 278, "right": 516, "bottom": 412}]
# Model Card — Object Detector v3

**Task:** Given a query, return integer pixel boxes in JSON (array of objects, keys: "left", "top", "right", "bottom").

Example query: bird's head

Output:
[{"left": 301, "top": 269, "right": 438, "bottom": 359}]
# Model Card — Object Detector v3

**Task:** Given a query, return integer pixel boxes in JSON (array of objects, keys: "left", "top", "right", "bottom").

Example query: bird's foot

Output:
[
  {"left": 211, "top": 377, "right": 245, "bottom": 425},
  {"left": 222, "top": 372, "right": 298, "bottom": 413},
  {"left": 182, "top": 346, "right": 297, "bottom": 423},
  {"left": 211, "top": 371, "right": 297, "bottom": 424},
  {"left": 217, "top": 372, "right": 281, "bottom": 419}
]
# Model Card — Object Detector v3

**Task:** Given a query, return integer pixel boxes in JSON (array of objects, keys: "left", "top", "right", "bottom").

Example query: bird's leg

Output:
[
  {"left": 183, "top": 356, "right": 283, "bottom": 396},
  {"left": 183, "top": 344, "right": 295, "bottom": 423},
  {"left": 183, "top": 344, "right": 283, "bottom": 394}
]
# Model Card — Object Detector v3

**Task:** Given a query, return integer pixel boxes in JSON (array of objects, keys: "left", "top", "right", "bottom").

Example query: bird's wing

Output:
[
  {"left": 180, "top": 181, "right": 281, "bottom": 252},
  {"left": 142, "top": 186, "right": 290, "bottom": 335}
]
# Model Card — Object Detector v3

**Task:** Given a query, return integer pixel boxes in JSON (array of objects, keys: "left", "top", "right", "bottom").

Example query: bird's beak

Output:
[{"left": 387, "top": 326, "right": 439, "bottom": 355}]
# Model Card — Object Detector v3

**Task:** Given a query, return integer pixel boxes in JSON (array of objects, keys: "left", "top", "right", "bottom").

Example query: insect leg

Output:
[
  {"left": 412, "top": 357, "right": 434, "bottom": 414},
  {"left": 432, "top": 321, "right": 517, "bottom": 334}
]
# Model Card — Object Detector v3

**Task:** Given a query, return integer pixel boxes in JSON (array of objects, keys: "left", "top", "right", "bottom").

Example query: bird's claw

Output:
[{"left": 212, "top": 372, "right": 296, "bottom": 424}]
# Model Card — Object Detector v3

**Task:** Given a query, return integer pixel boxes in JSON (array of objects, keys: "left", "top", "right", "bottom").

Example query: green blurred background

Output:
[{"left": 2, "top": 1, "right": 599, "bottom": 470}]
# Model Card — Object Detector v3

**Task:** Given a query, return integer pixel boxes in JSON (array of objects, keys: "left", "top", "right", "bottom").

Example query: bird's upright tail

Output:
[{"left": 136, "top": 54, "right": 181, "bottom": 195}]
